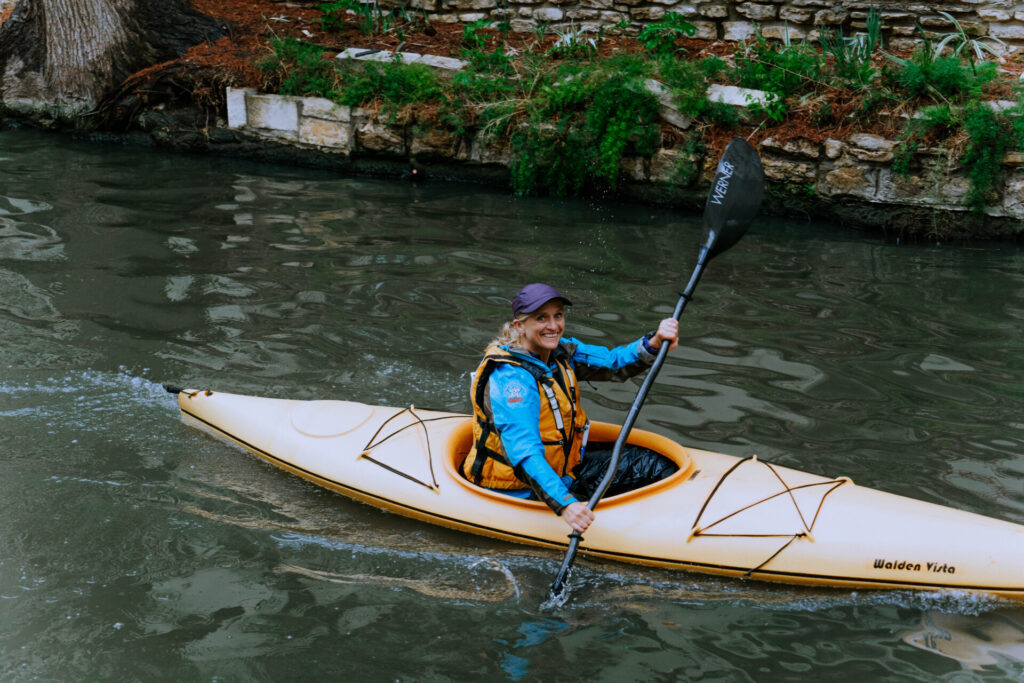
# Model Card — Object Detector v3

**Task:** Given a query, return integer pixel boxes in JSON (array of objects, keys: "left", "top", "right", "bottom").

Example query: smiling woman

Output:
[{"left": 462, "top": 282, "right": 680, "bottom": 533}]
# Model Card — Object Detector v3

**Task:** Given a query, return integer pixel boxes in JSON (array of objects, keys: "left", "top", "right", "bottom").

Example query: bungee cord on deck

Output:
[
  {"left": 359, "top": 406, "right": 470, "bottom": 491},
  {"left": 689, "top": 455, "right": 850, "bottom": 577}
]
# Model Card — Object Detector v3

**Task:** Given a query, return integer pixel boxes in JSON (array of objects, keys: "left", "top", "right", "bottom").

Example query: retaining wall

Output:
[{"left": 219, "top": 75, "right": 1024, "bottom": 237}]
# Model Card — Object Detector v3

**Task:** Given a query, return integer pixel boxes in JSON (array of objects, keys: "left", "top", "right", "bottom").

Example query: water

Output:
[{"left": 1, "top": 128, "right": 1023, "bottom": 680}]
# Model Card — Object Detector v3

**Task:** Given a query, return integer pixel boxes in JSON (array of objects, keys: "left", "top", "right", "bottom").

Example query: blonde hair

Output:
[{"left": 488, "top": 315, "right": 528, "bottom": 349}]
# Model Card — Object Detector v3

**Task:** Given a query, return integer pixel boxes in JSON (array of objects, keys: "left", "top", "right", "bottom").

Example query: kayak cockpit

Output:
[{"left": 444, "top": 419, "right": 695, "bottom": 505}]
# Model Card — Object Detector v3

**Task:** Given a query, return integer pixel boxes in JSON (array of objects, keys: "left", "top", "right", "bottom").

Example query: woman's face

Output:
[{"left": 514, "top": 300, "right": 565, "bottom": 360}]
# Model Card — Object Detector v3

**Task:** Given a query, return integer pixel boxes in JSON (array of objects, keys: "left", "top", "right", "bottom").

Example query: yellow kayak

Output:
[{"left": 174, "top": 388, "right": 1024, "bottom": 600}]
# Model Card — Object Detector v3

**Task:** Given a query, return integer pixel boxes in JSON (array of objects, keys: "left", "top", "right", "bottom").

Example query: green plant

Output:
[
  {"left": 336, "top": 59, "right": 442, "bottom": 115},
  {"left": 1011, "top": 94, "right": 1024, "bottom": 149},
  {"left": 818, "top": 5, "right": 881, "bottom": 86},
  {"left": 528, "top": 21, "right": 549, "bottom": 51},
  {"left": 669, "top": 131, "right": 706, "bottom": 186},
  {"left": 464, "top": 46, "right": 515, "bottom": 75},
  {"left": 462, "top": 18, "right": 494, "bottom": 52},
  {"left": 259, "top": 38, "right": 340, "bottom": 98},
  {"left": 318, "top": 0, "right": 384, "bottom": 36},
  {"left": 510, "top": 56, "right": 660, "bottom": 196},
  {"left": 317, "top": 1, "right": 348, "bottom": 33},
  {"left": 495, "top": 0, "right": 511, "bottom": 41},
  {"left": 893, "top": 100, "right": 1015, "bottom": 213},
  {"left": 960, "top": 102, "right": 1011, "bottom": 211},
  {"left": 745, "top": 91, "right": 787, "bottom": 122},
  {"left": 698, "top": 55, "right": 729, "bottom": 81},
  {"left": 511, "top": 121, "right": 589, "bottom": 196},
  {"left": 637, "top": 12, "right": 696, "bottom": 56},
  {"left": 547, "top": 23, "right": 600, "bottom": 60},
  {"left": 447, "top": 55, "right": 520, "bottom": 134},
  {"left": 893, "top": 104, "right": 954, "bottom": 175},
  {"left": 257, "top": 9, "right": 1024, "bottom": 218},
  {"left": 735, "top": 29, "right": 823, "bottom": 102},
  {"left": 888, "top": 44, "right": 997, "bottom": 102},
  {"left": 932, "top": 10, "right": 1007, "bottom": 69}
]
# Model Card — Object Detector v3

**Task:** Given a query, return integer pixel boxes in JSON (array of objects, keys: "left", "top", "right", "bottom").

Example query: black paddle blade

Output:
[{"left": 701, "top": 138, "right": 765, "bottom": 260}]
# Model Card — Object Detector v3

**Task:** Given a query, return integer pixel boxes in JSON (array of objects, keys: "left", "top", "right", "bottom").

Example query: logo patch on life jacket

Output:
[{"left": 504, "top": 382, "right": 525, "bottom": 404}]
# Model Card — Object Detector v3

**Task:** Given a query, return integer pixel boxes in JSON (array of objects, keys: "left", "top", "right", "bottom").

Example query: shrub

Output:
[
  {"left": 889, "top": 45, "right": 997, "bottom": 102},
  {"left": 547, "top": 23, "right": 601, "bottom": 60},
  {"left": 894, "top": 102, "right": 1014, "bottom": 213},
  {"left": 510, "top": 57, "right": 660, "bottom": 195},
  {"left": 318, "top": 0, "right": 383, "bottom": 37},
  {"left": 637, "top": 12, "right": 696, "bottom": 56},
  {"left": 446, "top": 58, "right": 519, "bottom": 136},
  {"left": 337, "top": 59, "right": 442, "bottom": 110},
  {"left": 960, "top": 103, "right": 1011, "bottom": 212},
  {"left": 462, "top": 18, "right": 494, "bottom": 52},
  {"left": 259, "top": 38, "right": 339, "bottom": 98},
  {"left": 735, "top": 31, "right": 823, "bottom": 100},
  {"left": 818, "top": 5, "right": 881, "bottom": 86},
  {"left": 893, "top": 104, "right": 955, "bottom": 176}
]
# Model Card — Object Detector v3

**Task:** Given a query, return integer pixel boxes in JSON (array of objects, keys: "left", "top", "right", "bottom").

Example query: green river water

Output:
[{"left": 2, "top": 128, "right": 1024, "bottom": 680}]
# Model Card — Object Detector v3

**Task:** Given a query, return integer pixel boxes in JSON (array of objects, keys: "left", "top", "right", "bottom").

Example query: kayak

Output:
[{"left": 172, "top": 388, "right": 1024, "bottom": 600}]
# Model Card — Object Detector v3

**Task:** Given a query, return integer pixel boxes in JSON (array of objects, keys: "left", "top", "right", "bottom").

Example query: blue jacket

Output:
[{"left": 486, "top": 336, "right": 655, "bottom": 511}]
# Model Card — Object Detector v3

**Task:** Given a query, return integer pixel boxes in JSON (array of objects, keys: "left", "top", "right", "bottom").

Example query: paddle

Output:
[{"left": 548, "top": 137, "right": 765, "bottom": 601}]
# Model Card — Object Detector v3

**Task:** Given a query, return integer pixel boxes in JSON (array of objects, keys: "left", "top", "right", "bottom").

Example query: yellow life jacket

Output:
[{"left": 463, "top": 344, "right": 589, "bottom": 489}]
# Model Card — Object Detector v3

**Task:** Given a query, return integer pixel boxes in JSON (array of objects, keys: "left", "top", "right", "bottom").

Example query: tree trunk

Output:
[{"left": 0, "top": 0, "right": 223, "bottom": 119}]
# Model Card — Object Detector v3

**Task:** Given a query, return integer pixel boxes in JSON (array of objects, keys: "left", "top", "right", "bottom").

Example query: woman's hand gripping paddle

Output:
[{"left": 548, "top": 137, "right": 765, "bottom": 602}]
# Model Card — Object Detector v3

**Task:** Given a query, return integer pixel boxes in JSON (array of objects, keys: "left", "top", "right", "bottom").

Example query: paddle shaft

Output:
[
  {"left": 549, "top": 243, "right": 713, "bottom": 596},
  {"left": 546, "top": 137, "right": 763, "bottom": 600}
]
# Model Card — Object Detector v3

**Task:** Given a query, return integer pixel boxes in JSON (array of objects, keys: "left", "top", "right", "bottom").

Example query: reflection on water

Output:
[
  {"left": 904, "top": 610, "right": 1024, "bottom": 671},
  {"left": 278, "top": 560, "right": 521, "bottom": 602},
  {"left": 2, "top": 129, "right": 1024, "bottom": 679}
]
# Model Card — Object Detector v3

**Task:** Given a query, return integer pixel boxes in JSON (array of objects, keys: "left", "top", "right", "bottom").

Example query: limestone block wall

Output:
[
  {"left": 400, "top": 0, "right": 1024, "bottom": 52},
  {"left": 223, "top": 86, "right": 1024, "bottom": 231}
]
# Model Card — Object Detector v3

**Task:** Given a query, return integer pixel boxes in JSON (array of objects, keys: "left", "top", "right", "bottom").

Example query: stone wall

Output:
[
  {"left": 401, "top": 0, "right": 1024, "bottom": 52},
  {"left": 2, "top": 1, "right": 1022, "bottom": 52},
  {"left": 2, "top": 1, "right": 1020, "bottom": 51},
  {"left": 217, "top": 83, "right": 1024, "bottom": 237}
]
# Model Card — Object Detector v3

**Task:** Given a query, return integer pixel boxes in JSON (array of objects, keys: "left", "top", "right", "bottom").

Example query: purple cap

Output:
[{"left": 512, "top": 283, "right": 572, "bottom": 318}]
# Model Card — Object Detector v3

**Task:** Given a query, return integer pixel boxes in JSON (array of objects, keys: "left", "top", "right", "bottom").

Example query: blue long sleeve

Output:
[{"left": 563, "top": 336, "right": 655, "bottom": 382}]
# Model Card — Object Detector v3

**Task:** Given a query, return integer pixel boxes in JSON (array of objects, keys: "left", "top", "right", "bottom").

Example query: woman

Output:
[{"left": 462, "top": 283, "right": 680, "bottom": 534}]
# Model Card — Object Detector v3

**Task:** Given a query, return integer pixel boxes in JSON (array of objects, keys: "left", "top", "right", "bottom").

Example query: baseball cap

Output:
[{"left": 512, "top": 283, "right": 572, "bottom": 318}]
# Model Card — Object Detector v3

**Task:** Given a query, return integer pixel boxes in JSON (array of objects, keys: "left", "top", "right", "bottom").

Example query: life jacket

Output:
[{"left": 463, "top": 344, "right": 589, "bottom": 489}]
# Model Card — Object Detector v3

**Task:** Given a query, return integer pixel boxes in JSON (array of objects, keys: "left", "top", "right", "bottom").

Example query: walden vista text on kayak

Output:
[{"left": 873, "top": 559, "right": 957, "bottom": 574}]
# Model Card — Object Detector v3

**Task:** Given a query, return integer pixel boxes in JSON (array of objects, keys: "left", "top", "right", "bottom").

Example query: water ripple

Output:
[
  {"left": 0, "top": 217, "right": 64, "bottom": 261},
  {"left": 0, "top": 195, "right": 52, "bottom": 216}
]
